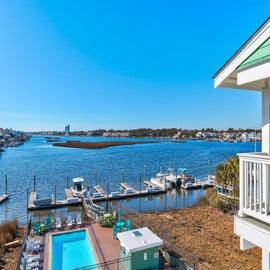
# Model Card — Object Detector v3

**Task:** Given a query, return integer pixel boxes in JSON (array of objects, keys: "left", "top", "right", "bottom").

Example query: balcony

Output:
[{"left": 238, "top": 152, "right": 270, "bottom": 224}]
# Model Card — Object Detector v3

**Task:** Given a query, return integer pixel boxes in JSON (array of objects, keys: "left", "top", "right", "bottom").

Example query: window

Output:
[{"left": 144, "top": 252, "right": 147, "bottom": 261}]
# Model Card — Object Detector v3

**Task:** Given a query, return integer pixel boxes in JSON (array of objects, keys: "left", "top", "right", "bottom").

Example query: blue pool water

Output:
[{"left": 52, "top": 229, "right": 96, "bottom": 270}]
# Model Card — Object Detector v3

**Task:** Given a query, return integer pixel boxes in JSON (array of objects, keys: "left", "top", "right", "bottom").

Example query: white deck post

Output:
[
  {"left": 262, "top": 89, "right": 270, "bottom": 213},
  {"left": 262, "top": 249, "right": 270, "bottom": 270},
  {"left": 262, "top": 89, "right": 270, "bottom": 155}
]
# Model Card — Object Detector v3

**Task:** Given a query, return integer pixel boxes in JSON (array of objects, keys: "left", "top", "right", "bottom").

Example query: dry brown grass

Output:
[
  {"left": 0, "top": 220, "right": 25, "bottom": 270},
  {"left": 141, "top": 205, "right": 261, "bottom": 270},
  {"left": 0, "top": 220, "right": 18, "bottom": 246}
]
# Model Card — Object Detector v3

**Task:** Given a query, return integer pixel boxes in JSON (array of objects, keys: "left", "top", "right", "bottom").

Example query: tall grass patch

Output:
[{"left": 0, "top": 220, "right": 18, "bottom": 246}]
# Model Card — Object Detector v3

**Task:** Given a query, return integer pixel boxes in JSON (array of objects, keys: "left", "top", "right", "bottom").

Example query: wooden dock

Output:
[
  {"left": 93, "top": 185, "right": 107, "bottom": 196},
  {"left": 91, "top": 188, "right": 166, "bottom": 202},
  {"left": 0, "top": 194, "right": 9, "bottom": 204},
  {"left": 27, "top": 189, "right": 82, "bottom": 211},
  {"left": 27, "top": 184, "right": 167, "bottom": 210},
  {"left": 120, "top": 182, "right": 137, "bottom": 192}
]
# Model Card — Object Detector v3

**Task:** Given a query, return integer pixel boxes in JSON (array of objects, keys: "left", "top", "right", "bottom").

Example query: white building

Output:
[{"left": 213, "top": 18, "right": 270, "bottom": 270}]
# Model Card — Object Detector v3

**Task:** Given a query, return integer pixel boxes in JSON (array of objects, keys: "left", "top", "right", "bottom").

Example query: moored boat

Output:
[{"left": 71, "top": 177, "right": 87, "bottom": 197}]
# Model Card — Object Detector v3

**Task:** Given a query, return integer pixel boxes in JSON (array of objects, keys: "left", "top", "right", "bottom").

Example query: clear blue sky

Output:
[{"left": 0, "top": 1, "right": 269, "bottom": 132}]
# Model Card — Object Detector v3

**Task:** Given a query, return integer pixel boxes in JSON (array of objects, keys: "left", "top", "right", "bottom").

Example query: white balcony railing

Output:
[{"left": 238, "top": 152, "right": 270, "bottom": 224}]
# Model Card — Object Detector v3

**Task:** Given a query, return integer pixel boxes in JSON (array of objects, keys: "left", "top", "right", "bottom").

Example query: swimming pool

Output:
[{"left": 52, "top": 229, "right": 97, "bottom": 270}]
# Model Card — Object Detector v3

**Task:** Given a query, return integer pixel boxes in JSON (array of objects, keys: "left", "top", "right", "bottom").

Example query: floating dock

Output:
[
  {"left": 27, "top": 183, "right": 167, "bottom": 210},
  {"left": 93, "top": 185, "right": 107, "bottom": 197},
  {"left": 91, "top": 188, "right": 166, "bottom": 203},
  {"left": 27, "top": 178, "right": 215, "bottom": 210},
  {"left": 0, "top": 194, "right": 9, "bottom": 204},
  {"left": 120, "top": 182, "right": 137, "bottom": 192},
  {"left": 27, "top": 189, "right": 82, "bottom": 211}
]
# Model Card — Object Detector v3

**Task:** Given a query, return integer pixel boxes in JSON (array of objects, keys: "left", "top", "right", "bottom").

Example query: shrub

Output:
[
  {"left": 217, "top": 200, "right": 232, "bottom": 213},
  {"left": 196, "top": 196, "right": 209, "bottom": 206}
]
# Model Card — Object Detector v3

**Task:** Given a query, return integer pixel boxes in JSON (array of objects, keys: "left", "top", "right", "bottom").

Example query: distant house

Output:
[
  {"left": 214, "top": 18, "right": 270, "bottom": 270},
  {"left": 248, "top": 132, "right": 256, "bottom": 140},
  {"left": 103, "top": 131, "right": 130, "bottom": 137},
  {"left": 240, "top": 132, "right": 249, "bottom": 141}
]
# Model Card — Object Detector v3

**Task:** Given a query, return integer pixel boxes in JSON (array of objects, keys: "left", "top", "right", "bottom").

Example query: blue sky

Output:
[{"left": 0, "top": 1, "right": 269, "bottom": 132}]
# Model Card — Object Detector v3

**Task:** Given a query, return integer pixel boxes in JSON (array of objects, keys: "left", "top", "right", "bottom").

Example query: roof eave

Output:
[{"left": 213, "top": 17, "right": 270, "bottom": 89}]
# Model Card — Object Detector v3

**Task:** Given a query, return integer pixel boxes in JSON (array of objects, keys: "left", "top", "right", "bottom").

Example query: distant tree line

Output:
[{"left": 36, "top": 127, "right": 261, "bottom": 138}]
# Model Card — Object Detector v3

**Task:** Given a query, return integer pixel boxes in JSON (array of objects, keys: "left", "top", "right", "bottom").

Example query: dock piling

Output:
[
  {"left": 34, "top": 175, "right": 36, "bottom": 192},
  {"left": 5, "top": 174, "right": 7, "bottom": 195},
  {"left": 122, "top": 171, "right": 124, "bottom": 183},
  {"left": 139, "top": 175, "right": 142, "bottom": 194},
  {"left": 106, "top": 181, "right": 109, "bottom": 212},
  {"left": 26, "top": 187, "right": 29, "bottom": 208},
  {"left": 54, "top": 185, "right": 56, "bottom": 206}
]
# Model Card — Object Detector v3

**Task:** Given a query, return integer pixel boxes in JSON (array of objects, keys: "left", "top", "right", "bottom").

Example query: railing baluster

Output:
[
  {"left": 244, "top": 161, "right": 247, "bottom": 209},
  {"left": 258, "top": 163, "right": 262, "bottom": 214},
  {"left": 249, "top": 162, "right": 252, "bottom": 209},
  {"left": 266, "top": 164, "right": 269, "bottom": 216},
  {"left": 254, "top": 162, "right": 257, "bottom": 212}
]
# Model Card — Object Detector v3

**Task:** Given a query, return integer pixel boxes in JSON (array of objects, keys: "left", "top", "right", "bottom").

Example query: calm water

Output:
[{"left": 0, "top": 136, "right": 260, "bottom": 224}]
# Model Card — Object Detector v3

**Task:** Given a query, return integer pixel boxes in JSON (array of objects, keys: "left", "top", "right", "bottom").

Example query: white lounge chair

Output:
[
  {"left": 25, "top": 240, "right": 40, "bottom": 252},
  {"left": 27, "top": 235, "right": 41, "bottom": 245},
  {"left": 76, "top": 213, "right": 82, "bottom": 227},
  {"left": 20, "top": 260, "right": 39, "bottom": 269},
  {"left": 23, "top": 251, "right": 40, "bottom": 262},
  {"left": 21, "top": 256, "right": 39, "bottom": 265},
  {"left": 20, "top": 264, "right": 39, "bottom": 270},
  {"left": 56, "top": 217, "right": 62, "bottom": 229},
  {"left": 67, "top": 216, "right": 74, "bottom": 228}
]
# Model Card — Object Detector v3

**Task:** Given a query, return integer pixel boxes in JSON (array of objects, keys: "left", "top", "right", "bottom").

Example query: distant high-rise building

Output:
[{"left": 65, "top": 125, "right": 70, "bottom": 136}]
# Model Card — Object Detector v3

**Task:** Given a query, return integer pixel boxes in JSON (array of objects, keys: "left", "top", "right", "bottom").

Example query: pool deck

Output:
[{"left": 43, "top": 222, "right": 120, "bottom": 270}]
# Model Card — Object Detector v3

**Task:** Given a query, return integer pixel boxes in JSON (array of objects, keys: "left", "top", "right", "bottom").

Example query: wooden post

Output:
[
  {"left": 106, "top": 181, "right": 109, "bottom": 213},
  {"left": 34, "top": 175, "right": 36, "bottom": 192},
  {"left": 164, "top": 190, "right": 167, "bottom": 211},
  {"left": 66, "top": 176, "right": 69, "bottom": 188},
  {"left": 26, "top": 187, "right": 29, "bottom": 224},
  {"left": 54, "top": 185, "right": 56, "bottom": 206},
  {"left": 139, "top": 175, "right": 142, "bottom": 194},
  {"left": 144, "top": 165, "right": 147, "bottom": 181},
  {"left": 122, "top": 171, "right": 124, "bottom": 183},
  {"left": 26, "top": 187, "right": 29, "bottom": 208},
  {"left": 5, "top": 174, "right": 7, "bottom": 195}
]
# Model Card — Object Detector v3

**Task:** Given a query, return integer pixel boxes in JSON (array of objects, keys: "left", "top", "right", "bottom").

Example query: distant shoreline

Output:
[{"left": 52, "top": 140, "right": 154, "bottom": 149}]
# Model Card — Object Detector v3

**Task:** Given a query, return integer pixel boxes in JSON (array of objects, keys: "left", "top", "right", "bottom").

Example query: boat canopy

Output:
[
  {"left": 178, "top": 167, "right": 188, "bottom": 172},
  {"left": 72, "top": 177, "right": 84, "bottom": 183}
]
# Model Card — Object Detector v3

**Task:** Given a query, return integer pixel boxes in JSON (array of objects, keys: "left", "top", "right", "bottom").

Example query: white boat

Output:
[
  {"left": 150, "top": 173, "right": 171, "bottom": 189},
  {"left": 71, "top": 177, "right": 86, "bottom": 197}
]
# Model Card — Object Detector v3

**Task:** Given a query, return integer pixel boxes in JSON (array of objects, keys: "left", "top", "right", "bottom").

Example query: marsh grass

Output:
[{"left": 0, "top": 220, "right": 18, "bottom": 246}]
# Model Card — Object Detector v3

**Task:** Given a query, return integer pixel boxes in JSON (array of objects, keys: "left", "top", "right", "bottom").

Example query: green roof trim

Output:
[{"left": 237, "top": 37, "right": 270, "bottom": 70}]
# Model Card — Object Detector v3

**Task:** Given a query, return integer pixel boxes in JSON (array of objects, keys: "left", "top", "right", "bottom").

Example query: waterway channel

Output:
[{"left": 0, "top": 136, "right": 260, "bottom": 224}]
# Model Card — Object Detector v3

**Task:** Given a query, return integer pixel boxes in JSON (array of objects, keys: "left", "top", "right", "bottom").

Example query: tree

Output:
[{"left": 215, "top": 157, "right": 239, "bottom": 197}]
